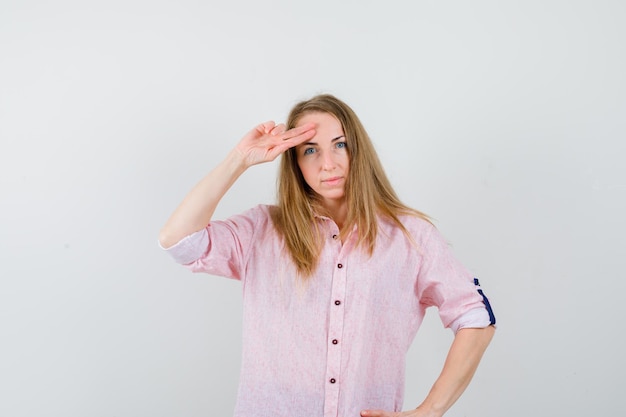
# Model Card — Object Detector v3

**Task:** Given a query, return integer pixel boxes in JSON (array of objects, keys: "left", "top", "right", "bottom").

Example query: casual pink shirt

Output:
[{"left": 164, "top": 204, "right": 494, "bottom": 417}]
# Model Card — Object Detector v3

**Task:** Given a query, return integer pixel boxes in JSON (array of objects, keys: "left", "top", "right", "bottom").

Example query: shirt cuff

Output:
[
  {"left": 449, "top": 307, "right": 494, "bottom": 334},
  {"left": 158, "top": 228, "right": 208, "bottom": 265}
]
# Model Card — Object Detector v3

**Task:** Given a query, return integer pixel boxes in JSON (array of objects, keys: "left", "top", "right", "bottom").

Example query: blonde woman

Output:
[{"left": 159, "top": 94, "right": 496, "bottom": 417}]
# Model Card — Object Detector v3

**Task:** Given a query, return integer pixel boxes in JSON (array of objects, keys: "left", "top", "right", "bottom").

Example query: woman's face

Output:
[{"left": 295, "top": 112, "right": 349, "bottom": 209}]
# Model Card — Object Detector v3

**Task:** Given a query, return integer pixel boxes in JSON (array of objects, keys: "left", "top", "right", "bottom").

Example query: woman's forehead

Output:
[{"left": 296, "top": 111, "right": 343, "bottom": 131}]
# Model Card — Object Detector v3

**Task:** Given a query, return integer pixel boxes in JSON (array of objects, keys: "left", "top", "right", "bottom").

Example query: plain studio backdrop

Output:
[{"left": 1, "top": 1, "right": 624, "bottom": 416}]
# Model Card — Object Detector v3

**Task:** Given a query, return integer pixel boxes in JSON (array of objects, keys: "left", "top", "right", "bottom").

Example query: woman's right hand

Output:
[
  {"left": 234, "top": 121, "right": 316, "bottom": 168},
  {"left": 158, "top": 121, "right": 315, "bottom": 248}
]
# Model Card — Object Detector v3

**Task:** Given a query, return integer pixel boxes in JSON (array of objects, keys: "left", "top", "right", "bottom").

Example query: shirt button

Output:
[
  {"left": 337, "top": 263, "right": 343, "bottom": 269},
  {"left": 330, "top": 378, "right": 336, "bottom": 384},
  {"left": 332, "top": 339, "right": 338, "bottom": 345},
  {"left": 335, "top": 300, "right": 341, "bottom": 305}
]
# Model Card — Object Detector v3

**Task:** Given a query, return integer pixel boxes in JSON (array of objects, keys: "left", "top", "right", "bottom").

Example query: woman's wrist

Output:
[{"left": 225, "top": 147, "right": 251, "bottom": 174}]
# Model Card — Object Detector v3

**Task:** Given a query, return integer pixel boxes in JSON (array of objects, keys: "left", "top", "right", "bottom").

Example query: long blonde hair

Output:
[{"left": 271, "top": 94, "right": 430, "bottom": 277}]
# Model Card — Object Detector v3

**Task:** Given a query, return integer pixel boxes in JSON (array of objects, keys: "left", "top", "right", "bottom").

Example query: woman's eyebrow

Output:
[{"left": 300, "top": 135, "right": 345, "bottom": 146}]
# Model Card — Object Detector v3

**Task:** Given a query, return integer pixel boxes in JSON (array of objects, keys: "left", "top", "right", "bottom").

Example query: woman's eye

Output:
[
  {"left": 335, "top": 141, "right": 347, "bottom": 149},
  {"left": 303, "top": 147, "right": 316, "bottom": 155}
]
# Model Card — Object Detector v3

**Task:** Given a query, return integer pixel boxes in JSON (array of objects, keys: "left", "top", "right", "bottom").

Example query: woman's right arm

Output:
[{"left": 158, "top": 121, "right": 315, "bottom": 249}]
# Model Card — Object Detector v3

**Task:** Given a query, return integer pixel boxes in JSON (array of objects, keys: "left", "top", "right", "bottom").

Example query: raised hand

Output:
[{"left": 235, "top": 121, "right": 316, "bottom": 168}]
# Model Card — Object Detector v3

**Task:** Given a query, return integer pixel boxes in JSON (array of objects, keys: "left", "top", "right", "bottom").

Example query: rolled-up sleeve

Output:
[
  {"left": 160, "top": 228, "right": 209, "bottom": 265},
  {"left": 448, "top": 307, "right": 493, "bottom": 333},
  {"left": 416, "top": 224, "right": 496, "bottom": 333},
  {"left": 159, "top": 205, "right": 265, "bottom": 281}
]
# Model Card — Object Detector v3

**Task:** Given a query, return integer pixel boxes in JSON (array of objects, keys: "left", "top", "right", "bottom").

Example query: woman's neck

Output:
[{"left": 323, "top": 198, "right": 348, "bottom": 230}]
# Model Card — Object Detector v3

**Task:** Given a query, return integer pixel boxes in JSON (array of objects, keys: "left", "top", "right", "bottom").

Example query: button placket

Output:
[{"left": 323, "top": 250, "right": 348, "bottom": 417}]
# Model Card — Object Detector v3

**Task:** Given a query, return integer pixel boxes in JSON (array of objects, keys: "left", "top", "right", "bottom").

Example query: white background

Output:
[{"left": 1, "top": 1, "right": 625, "bottom": 416}]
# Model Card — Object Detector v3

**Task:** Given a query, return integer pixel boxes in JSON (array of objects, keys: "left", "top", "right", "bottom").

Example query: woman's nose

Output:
[{"left": 321, "top": 151, "right": 337, "bottom": 170}]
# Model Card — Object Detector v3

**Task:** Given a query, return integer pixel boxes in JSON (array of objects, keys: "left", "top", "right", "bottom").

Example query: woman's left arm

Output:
[{"left": 361, "top": 326, "right": 496, "bottom": 417}]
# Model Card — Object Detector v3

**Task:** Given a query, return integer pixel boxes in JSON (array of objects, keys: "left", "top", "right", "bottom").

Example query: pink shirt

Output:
[{"left": 164, "top": 204, "right": 494, "bottom": 417}]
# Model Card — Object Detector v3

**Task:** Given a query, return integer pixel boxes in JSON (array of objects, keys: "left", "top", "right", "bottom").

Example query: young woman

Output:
[{"left": 159, "top": 94, "right": 496, "bottom": 417}]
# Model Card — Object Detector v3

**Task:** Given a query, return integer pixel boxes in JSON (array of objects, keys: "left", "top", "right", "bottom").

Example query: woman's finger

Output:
[
  {"left": 361, "top": 410, "right": 387, "bottom": 417},
  {"left": 271, "top": 123, "right": 287, "bottom": 136},
  {"left": 361, "top": 410, "right": 406, "bottom": 417},
  {"left": 259, "top": 121, "right": 276, "bottom": 134},
  {"left": 285, "top": 122, "right": 316, "bottom": 138},
  {"left": 283, "top": 126, "right": 316, "bottom": 148}
]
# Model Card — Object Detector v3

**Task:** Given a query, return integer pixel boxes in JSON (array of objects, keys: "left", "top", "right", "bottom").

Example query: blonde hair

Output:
[{"left": 271, "top": 94, "right": 430, "bottom": 277}]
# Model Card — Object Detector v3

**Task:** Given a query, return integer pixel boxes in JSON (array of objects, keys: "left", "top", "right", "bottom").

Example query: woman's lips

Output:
[{"left": 322, "top": 177, "right": 343, "bottom": 186}]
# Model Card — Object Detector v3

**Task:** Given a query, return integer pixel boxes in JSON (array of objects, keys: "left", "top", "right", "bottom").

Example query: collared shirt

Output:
[{"left": 164, "top": 204, "right": 495, "bottom": 417}]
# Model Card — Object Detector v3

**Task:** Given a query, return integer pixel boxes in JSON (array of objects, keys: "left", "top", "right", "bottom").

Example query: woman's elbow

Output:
[{"left": 158, "top": 228, "right": 177, "bottom": 249}]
